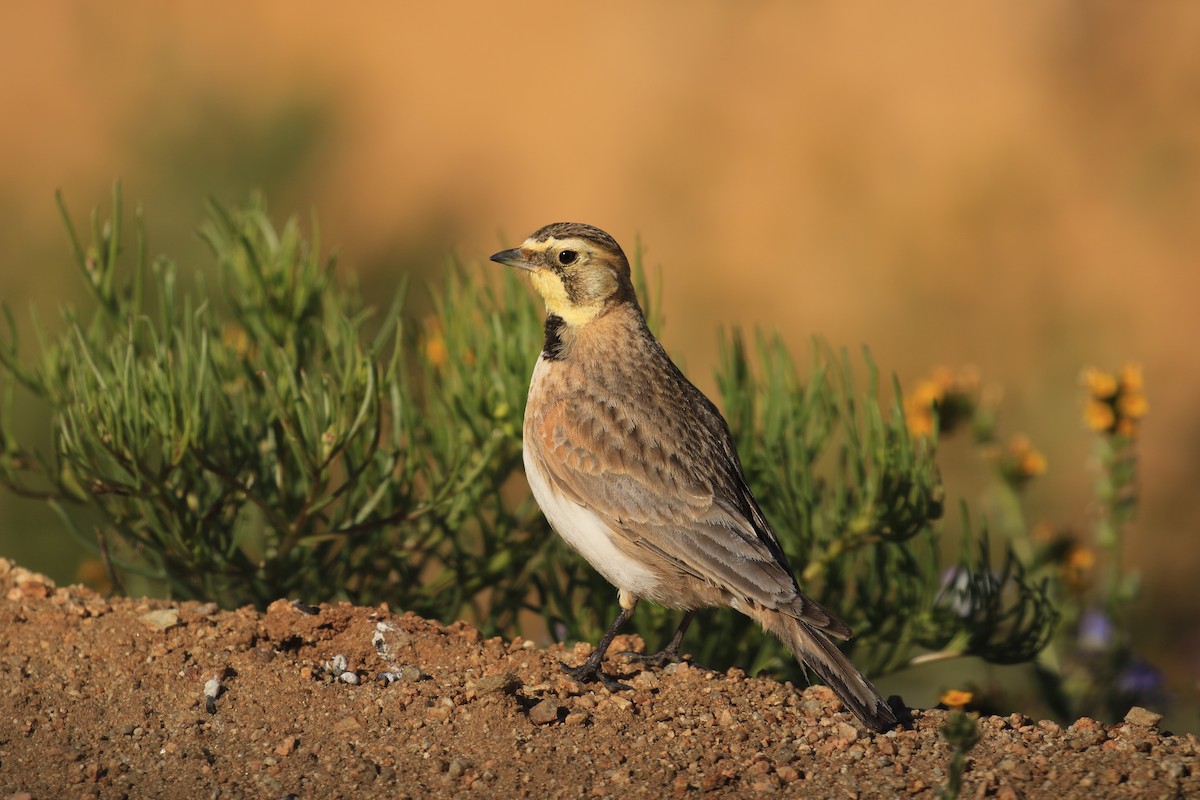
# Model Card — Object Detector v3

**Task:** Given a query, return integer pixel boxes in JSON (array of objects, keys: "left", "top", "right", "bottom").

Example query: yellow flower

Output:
[
  {"left": 904, "top": 379, "right": 943, "bottom": 437},
  {"left": 1082, "top": 368, "right": 1118, "bottom": 400},
  {"left": 1062, "top": 545, "right": 1096, "bottom": 593},
  {"left": 1119, "top": 363, "right": 1143, "bottom": 393},
  {"left": 914, "top": 378, "right": 947, "bottom": 407},
  {"left": 905, "top": 403, "right": 936, "bottom": 438},
  {"left": 1118, "top": 391, "right": 1148, "bottom": 420},
  {"left": 1006, "top": 435, "right": 1047, "bottom": 477},
  {"left": 424, "top": 335, "right": 448, "bottom": 368},
  {"left": 940, "top": 690, "right": 973, "bottom": 710},
  {"left": 904, "top": 367, "right": 983, "bottom": 438},
  {"left": 1020, "top": 449, "right": 1047, "bottom": 477},
  {"left": 1083, "top": 400, "right": 1115, "bottom": 432}
]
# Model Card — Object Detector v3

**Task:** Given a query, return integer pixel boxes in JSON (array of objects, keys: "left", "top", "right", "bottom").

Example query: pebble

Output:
[
  {"left": 835, "top": 722, "right": 859, "bottom": 742},
  {"left": 322, "top": 654, "right": 348, "bottom": 674},
  {"left": 1123, "top": 706, "right": 1162, "bottom": 728},
  {"left": 609, "top": 695, "right": 633, "bottom": 712},
  {"left": 529, "top": 699, "right": 561, "bottom": 725},
  {"left": 475, "top": 672, "right": 521, "bottom": 695},
  {"left": 398, "top": 665, "right": 426, "bottom": 682},
  {"left": 138, "top": 609, "right": 180, "bottom": 631}
]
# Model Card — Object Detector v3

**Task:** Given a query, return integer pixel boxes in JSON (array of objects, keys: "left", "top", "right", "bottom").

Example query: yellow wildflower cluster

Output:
[
  {"left": 1082, "top": 364, "right": 1147, "bottom": 437},
  {"left": 997, "top": 434, "right": 1047, "bottom": 486},
  {"left": 904, "top": 366, "right": 982, "bottom": 438}
]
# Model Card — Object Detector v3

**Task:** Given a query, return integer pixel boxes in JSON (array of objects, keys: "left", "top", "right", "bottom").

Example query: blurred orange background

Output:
[{"left": 2, "top": 3, "right": 1198, "bottom": 720}]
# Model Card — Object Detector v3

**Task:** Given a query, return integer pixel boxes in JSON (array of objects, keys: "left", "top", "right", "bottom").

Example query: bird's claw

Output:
[
  {"left": 618, "top": 649, "right": 682, "bottom": 669},
  {"left": 558, "top": 659, "right": 633, "bottom": 692}
]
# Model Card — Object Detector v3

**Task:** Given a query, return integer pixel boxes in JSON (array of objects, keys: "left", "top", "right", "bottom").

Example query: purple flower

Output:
[
  {"left": 1117, "top": 660, "right": 1165, "bottom": 705},
  {"left": 1077, "top": 609, "right": 1113, "bottom": 653}
]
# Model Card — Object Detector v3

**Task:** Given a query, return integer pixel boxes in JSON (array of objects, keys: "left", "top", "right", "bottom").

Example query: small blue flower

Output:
[{"left": 1077, "top": 609, "right": 1112, "bottom": 652}]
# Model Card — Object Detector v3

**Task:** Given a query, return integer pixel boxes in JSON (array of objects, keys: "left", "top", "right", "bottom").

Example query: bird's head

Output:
[{"left": 490, "top": 222, "right": 635, "bottom": 326}]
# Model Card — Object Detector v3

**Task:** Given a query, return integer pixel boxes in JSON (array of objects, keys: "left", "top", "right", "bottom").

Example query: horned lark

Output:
[{"left": 490, "top": 223, "right": 897, "bottom": 732}]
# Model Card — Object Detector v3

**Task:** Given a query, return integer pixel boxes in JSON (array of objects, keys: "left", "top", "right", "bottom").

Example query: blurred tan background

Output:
[{"left": 2, "top": 3, "right": 1198, "bottom": 715}]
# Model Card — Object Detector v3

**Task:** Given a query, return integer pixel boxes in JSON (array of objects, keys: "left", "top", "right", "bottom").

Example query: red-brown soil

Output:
[{"left": 0, "top": 559, "right": 1194, "bottom": 799}]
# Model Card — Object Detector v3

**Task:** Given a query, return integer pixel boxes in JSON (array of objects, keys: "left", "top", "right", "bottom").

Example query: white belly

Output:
[{"left": 523, "top": 443, "right": 661, "bottom": 600}]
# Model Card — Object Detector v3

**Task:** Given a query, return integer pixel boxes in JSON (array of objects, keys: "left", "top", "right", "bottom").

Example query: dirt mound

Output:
[{"left": 0, "top": 558, "right": 1194, "bottom": 798}]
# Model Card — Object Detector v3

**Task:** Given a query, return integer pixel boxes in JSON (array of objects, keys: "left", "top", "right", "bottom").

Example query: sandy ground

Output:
[{"left": 0, "top": 558, "right": 1195, "bottom": 799}]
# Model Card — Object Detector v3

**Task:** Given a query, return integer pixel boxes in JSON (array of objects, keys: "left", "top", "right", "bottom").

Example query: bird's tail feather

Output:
[{"left": 750, "top": 607, "right": 897, "bottom": 732}]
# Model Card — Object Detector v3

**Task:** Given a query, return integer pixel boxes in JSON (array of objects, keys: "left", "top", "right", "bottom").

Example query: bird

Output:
[{"left": 490, "top": 222, "right": 897, "bottom": 732}]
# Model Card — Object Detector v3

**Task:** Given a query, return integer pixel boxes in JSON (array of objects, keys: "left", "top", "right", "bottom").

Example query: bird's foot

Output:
[
  {"left": 618, "top": 647, "right": 683, "bottom": 669},
  {"left": 558, "top": 659, "right": 632, "bottom": 692}
]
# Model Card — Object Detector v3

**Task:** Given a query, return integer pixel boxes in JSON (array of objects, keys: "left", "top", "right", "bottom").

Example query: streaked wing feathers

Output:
[{"left": 527, "top": 380, "right": 851, "bottom": 639}]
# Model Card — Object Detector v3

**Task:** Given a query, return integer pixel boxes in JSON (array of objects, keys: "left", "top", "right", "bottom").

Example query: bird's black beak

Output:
[{"left": 489, "top": 248, "right": 534, "bottom": 270}]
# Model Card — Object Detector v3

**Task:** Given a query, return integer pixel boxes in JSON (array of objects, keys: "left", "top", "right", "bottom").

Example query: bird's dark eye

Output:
[{"left": 557, "top": 250, "right": 578, "bottom": 266}]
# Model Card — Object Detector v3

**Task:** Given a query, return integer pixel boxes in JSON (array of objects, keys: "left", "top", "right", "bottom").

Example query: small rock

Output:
[
  {"left": 630, "top": 671, "right": 661, "bottom": 690},
  {"left": 564, "top": 710, "right": 590, "bottom": 726},
  {"left": 529, "top": 699, "right": 561, "bottom": 725},
  {"left": 274, "top": 736, "right": 299, "bottom": 756},
  {"left": 16, "top": 579, "right": 51, "bottom": 599},
  {"left": 749, "top": 775, "right": 780, "bottom": 792},
  {"left": 776, "top": 765, "right": 800, "bottom": 782},
  {"left": 769, "top": 744, "right": 795, "bottom": 765},
  {"left": 322, "top": 654, "right": 348, "bottom": 674},
  {"left": 398, "top": 665, "right": 426, "bottom": 682},
  {"left": 475, "top": 672, "right": 521, "bottom": 695},
  {"left": 333, "top": 715, "right": 365, "bottom": 733},
  {"left": 138, "top": 608, "right": 180, "bottom": 631},
  {"left": 1070, "top": 716, "right": 1104, "bottom": 733},
  {"left": 609, "top": 695, "right": 633, "bottom": 712},
  {"left": 339, "top": 671, "right": 360, "bottom": 685},
  {"left": 203, "top": 677, "right": 222, "bottom": 715},
  {"left": 835, "top": 722, "right": 860, "bottom": 742},
  {"left": 1124, "top": 706, "right": 1162, "bottom": 728}
]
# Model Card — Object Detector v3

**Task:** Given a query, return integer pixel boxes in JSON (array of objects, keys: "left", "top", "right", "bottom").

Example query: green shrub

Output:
[{"left": 1, "top": 185, "right": 1055, "bottom": 683}]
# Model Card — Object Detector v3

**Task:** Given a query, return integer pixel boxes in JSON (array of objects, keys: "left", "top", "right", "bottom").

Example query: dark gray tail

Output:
[{"left": 750, "top": 607, "right": 897, "bottom": 732}]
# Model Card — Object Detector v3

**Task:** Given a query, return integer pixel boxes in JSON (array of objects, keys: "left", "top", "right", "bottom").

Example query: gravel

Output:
[{"left": 0, "top": 557, "right": 1195, "bottom": 798}]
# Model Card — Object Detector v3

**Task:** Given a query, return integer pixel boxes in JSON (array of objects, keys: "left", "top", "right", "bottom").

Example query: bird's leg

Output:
[
  {"left": 559, "top": 594, "right": 637, "bottom": 692},
  {"left": 622, "top": 609, "right": 696, "bottom": 668}
]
